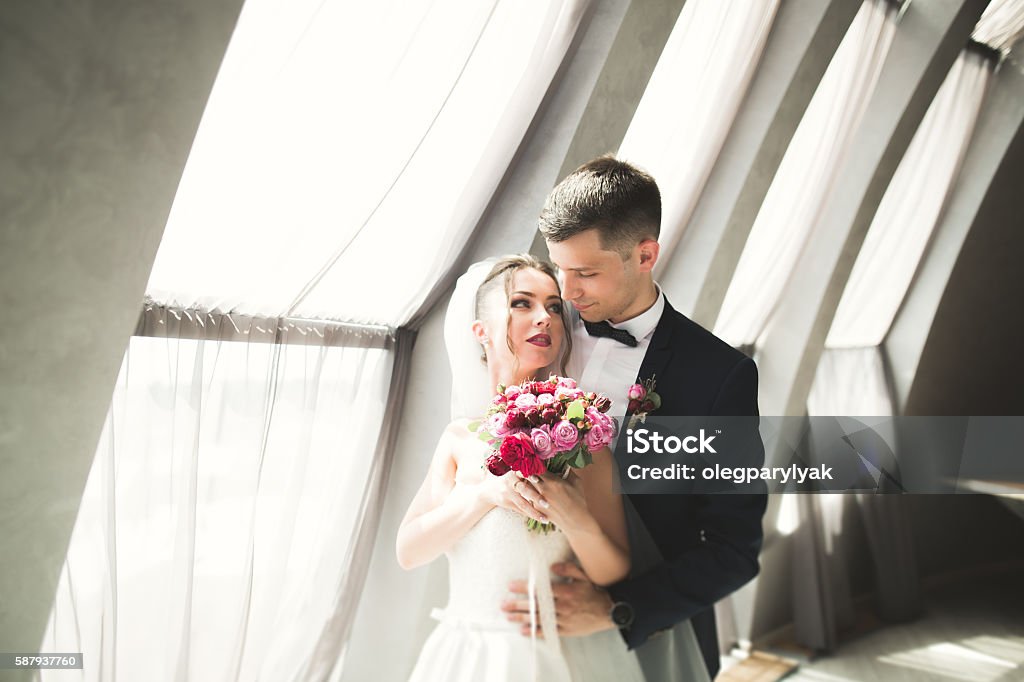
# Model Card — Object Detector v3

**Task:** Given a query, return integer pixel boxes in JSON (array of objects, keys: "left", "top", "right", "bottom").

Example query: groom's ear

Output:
[{"left": 637, "top": 239, "right": 660, "bottom": 272}]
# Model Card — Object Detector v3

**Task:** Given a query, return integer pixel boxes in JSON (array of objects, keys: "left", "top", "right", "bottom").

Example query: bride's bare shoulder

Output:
[
  {"left": 444, "top": 417, "right": 480, "bottom": 439},
  {"left": 442, "top": 418, "right": 489, "bottom": 470}
]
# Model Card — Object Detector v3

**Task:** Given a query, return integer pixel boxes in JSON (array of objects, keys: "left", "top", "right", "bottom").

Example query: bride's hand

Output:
[
  {"left": 479, "top": 473, "right": 550, "bottom": 524},
  {"left": 515, "top": 472, "right": 591, "bottom": 535}
]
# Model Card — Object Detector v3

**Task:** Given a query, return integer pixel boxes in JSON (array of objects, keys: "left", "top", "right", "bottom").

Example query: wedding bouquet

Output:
[{"left": 470, "top": 375, "right": 616, "bottom": 531}]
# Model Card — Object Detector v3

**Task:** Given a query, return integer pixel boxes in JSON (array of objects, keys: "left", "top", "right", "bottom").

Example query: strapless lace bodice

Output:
[
  {"left": 441, "top": 508, "right": 573, "bottom": 630},
  {"left": 409, "top": 508, "right": 648, "bottom": 682}
]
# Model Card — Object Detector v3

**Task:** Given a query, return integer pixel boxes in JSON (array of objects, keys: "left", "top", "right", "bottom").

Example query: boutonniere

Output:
[{"left": 627, "top": 375, "right": 661, "bottom": 429}]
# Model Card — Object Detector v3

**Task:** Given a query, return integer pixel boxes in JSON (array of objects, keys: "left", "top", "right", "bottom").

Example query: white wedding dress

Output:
[{"left": 407, "top": 507, "right": 647, "bottom": 682}]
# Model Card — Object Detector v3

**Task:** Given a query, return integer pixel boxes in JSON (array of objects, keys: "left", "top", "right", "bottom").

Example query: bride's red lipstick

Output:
[{"left": 527, "top": 334, "right": 551, "bottom": 347}]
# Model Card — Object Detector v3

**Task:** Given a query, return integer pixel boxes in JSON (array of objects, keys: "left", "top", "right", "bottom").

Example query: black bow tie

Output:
[{"left": 584, "top": 320, "right": 638, "bottom": 347}]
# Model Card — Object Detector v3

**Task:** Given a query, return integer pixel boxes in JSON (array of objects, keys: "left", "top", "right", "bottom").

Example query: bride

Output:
[{"left": 396, "top": 255, "right": 646, "bottom": 682}]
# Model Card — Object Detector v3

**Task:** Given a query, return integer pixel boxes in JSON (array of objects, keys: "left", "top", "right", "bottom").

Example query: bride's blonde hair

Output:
[{"left": 473, "top": 254, "right": 572, "bottom": 376}]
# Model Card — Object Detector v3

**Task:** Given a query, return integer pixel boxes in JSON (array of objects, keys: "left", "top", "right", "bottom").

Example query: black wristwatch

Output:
[{"left": 609, "top": 601, "right": 635, "bottom": 629}]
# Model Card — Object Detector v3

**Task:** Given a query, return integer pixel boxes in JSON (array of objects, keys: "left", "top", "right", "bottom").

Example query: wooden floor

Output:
[{"left": 723, "top": 571, "right": 1024, "bottom": 682}]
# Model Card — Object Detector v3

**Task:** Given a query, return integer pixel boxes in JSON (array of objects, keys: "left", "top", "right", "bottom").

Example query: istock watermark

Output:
[{"left": 612, "top": 416, "right": 1024, "bottom": 495}]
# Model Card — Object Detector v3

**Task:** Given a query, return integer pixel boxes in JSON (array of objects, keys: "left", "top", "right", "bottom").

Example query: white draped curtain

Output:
[
  {"left": 617, "top": 0, "right": 781, "bottom": 271},
  {"left": 973, "top": 0, "right": 1024, "bottom": 53},
  {"left": 808, "top": 50, "right": 993, "bottom": 417},
  {"left": 714, "top": 0, "right": 898, "bottom": 348},
  {"left": 40, "top": 1, "right": 591, "bottom": 679},
  {"left": 146, "top": 0, "right": 590, "bottom": 325},
  {"left": 42, "top": 317, "right": 393, "bottom": 680}
]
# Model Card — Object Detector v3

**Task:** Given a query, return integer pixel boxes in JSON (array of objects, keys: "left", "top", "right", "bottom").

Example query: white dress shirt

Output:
[{"left": 566, "top": 284, "right": 665, "bottom": 425}]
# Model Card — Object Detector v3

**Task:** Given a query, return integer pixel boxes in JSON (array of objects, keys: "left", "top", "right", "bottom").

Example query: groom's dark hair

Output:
[{"left": 538, "top": 154, "right": 661, "bottom": 258}]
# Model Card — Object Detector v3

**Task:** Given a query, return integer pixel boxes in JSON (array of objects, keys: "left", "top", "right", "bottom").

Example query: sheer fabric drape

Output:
[
  {"left": 617, "top": 0, "right": 781, "bottom": 269},
  {"left": 146, "top": 0, "right": 591, "bottom": 326},
  {"left": 714, "top": 0, "right": 898, "bottom": 348},
  {"left": 972, "top": 0, "right": 1024, "bottom": 52},
  {"left": 808, "top": 50, "right": 992, "bottom": 416},
  {"left": 825, "top": 51, "right": 993, "bottom": 353},
  {"left": 41, "top": 314, "right": 393, "bottom": 680}
]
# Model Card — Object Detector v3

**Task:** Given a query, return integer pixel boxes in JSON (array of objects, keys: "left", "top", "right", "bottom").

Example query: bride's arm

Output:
[
  {"left": 397, "top": 423, "right": 543, "bottom": 569},
  {"left": 526, "top": 448, "right": 630, "bottom": 586},
  {"left": 395, "top": 424, "right": 493, "bottom": 570}
]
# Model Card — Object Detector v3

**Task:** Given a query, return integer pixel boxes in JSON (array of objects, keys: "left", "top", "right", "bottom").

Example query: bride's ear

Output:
[{"left": 471, "top": 320, "right": 489, "bottom": 347}]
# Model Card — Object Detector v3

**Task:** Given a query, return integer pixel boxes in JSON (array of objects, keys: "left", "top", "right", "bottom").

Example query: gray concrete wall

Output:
[
  {"left": 0, "top": 0, "right": 243, "bottom": 667},
  {"left": 904, "top": 110, "right": 1024, "bottom": 416}
]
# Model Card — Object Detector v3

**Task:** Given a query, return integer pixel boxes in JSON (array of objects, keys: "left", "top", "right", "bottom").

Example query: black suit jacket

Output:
[{"left": 606, "top": 298, "right": 767, "bottom": 680}]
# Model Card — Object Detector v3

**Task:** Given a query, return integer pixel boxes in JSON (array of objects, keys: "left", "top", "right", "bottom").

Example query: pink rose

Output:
[
  {"left": 537, "top": 393, "right": 555, "bottom": 407},
  {"left": 487, "top": 412, "right": 510, "bottom": 438},
  {"left": 557, "top": 377, "right": 577, "bottom": 389},
  {"left": 585, "top": 424, "right": 611, "bottom": 451},
  {"left": 586, "top": 407, "right": 617, "bottom": 438},
  {"left": 600, "top": 413, "right": 618, "bottom": 437},
  {"left": 531, "top": 426, "right": 555, "bottom": 460},
  {"left": 627, "top": 384, "right": 646, "bottom": 401},
  {"left": 551, "top": 420, "right": 579, "bottom": 452},
  {"left": 555, "top": 386, "right": 583, "bottom": 401},
  {"left": 505, "top": 384, "right": 522, "bottom": 399},
  {"left": 514, "top": 392, "right": 538, "bottom": 409}
]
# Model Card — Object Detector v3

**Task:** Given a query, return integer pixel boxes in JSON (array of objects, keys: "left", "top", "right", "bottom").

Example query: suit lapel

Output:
[{"left": 634, "top": 299, "right": 677, "bottom": 388}]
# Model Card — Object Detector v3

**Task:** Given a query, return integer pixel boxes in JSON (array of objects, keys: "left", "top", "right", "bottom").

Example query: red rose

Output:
[
  {"left": 532, "top": 382, "right": 556, "bottom": 395},
  {"left": 499, "top": 431, "right": 536, "bottom": 466},
  {"left": 515, "top": 452, "right": 546, "bottom": 478},
  {"left": 628, "top": 398, "right": 641, "bottom": 413},
  {"left": 641, "top": 399, "right": 655, "bottom": 413},
  {"left": 486, "top": 453, "right": 511, "bottom": 476},
  {"left": 594, "top": 395, "right": 611, "bottom": 413}
]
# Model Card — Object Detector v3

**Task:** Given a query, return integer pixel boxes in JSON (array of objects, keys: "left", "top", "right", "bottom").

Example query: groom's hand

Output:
[
  {"left": 503, "top": 562, "right": 616, "bottom": 638},
  {"left": 550, "top": 562, "right": 616, "bottom": 636}
]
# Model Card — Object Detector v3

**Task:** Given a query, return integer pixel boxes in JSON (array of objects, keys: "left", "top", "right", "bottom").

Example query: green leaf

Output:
[
  {"left": 478, "top": 431, "right": 492, "bottom": 442},
  {"left": 648, "top": 392, "right": 662, "bottom": 410},
  {"left": 467, "top": 421, "right": 480, "bottom": 432},
  {"left": 566, "top": 400, "right": 585, "bottom": 420}
]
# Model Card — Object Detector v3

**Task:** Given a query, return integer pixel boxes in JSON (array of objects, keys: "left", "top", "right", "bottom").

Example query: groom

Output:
[{"left": 506, "top": 156, "right": 767, "bottom": 680}]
